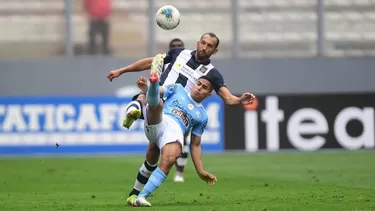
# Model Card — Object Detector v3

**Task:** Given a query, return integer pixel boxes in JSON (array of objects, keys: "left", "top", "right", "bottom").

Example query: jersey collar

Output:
[{"left": 188, "top": 93, "right": 203, "bottom": 107}]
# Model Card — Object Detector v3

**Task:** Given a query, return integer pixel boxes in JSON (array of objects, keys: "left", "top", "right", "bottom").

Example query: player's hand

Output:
[
  {"left": 136, "top": 77, "right": 148, "bottom": 93},
  {"left": 107, "top": 69, "right": 122, "bottom": 82},
  {"left": 198, "top": 171, "right": 217, "bottom": 186},
  {"left": 240, "top": 92, "right": 256, "bottom": 105}
]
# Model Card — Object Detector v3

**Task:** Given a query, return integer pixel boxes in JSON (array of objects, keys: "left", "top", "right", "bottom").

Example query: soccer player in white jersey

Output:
[
  {"left": 107, "top": 33, "right": 254, "bottom": 118},
  {"left": 107, "top": 32, "right": 255, "bottom": 199},
  {"left": 130, "top": 65, "right": 217, "bottom": 207}
]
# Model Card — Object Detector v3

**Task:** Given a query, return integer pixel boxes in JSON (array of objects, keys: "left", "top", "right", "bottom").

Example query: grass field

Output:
[{"left": 0, "top": 151, "right": 374, "bottom": 211}]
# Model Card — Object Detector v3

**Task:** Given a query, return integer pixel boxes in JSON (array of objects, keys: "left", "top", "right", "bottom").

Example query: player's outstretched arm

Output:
[
  {"left": 107, "top": 57, "right": 153, "bottom": 81},
  {"left": 190, "top": 134, "right": 217, "bottom": 186},
  {"left": 218, "top": 87, "right": 256, "bottom": 106},
  {"left": 207, "top": 69, "right": 255, "bottom": 105}
]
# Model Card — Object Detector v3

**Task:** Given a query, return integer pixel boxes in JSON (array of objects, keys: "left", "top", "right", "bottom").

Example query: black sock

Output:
[{"left": 128, "top": 160, "right": 158, "bottom": 196}]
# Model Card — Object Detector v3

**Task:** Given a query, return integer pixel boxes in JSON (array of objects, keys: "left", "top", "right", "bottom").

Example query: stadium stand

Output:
[{"left": 0, "top": 0, "right": 374, "bottom": 58}]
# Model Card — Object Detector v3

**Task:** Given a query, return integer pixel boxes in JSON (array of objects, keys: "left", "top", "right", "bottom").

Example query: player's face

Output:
[
  {"left": 170, "top": 41, "right": 184, "bottom": 49},
  {"left": 191, "top": 79, "right": 213, "bottom": 102},
  {"left": 196, "top": 35, "right": 218, "bottom": 60}
]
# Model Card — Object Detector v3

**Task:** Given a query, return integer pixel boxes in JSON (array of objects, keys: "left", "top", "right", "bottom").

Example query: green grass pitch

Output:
[{"left": 0, "top": 151, "right": 374, "bottom": 211}]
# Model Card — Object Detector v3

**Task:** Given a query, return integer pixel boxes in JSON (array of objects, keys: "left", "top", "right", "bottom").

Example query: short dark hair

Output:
[
  {"left": 169, "top": 38, "right": 184, "bottom": 49},
  {"left": 201, "top": 32, "right": 220, "bottom": 48},
  {"left": 198, "top": 75, "right": 215, "bottom": 91}
]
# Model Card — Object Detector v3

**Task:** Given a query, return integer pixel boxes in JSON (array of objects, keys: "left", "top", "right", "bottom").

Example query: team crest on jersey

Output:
[
  {"left": 174, "top": 62, "right": 182, "bottom": 70},
  {"left": 188, "top": 103, "right": 194, "bottom": 110},
  {"left": 199, "top": 66, "right": 208, "bottom": 73}
]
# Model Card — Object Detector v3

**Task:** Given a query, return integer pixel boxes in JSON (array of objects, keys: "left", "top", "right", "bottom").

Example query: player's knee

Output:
[
  {"left": 159, "top": 155, "right": 177, "bottom": 174},
  {"left": 160, "top": 142, "right": 181, "bottom": 166},
  {"left": 162, "top": 154, "right": 178, "bottom": 166}
]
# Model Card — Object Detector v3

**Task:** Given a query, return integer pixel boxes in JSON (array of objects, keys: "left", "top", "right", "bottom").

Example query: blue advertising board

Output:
[{"left": 0, "top": 96, "right": 224, "bottom": 156}]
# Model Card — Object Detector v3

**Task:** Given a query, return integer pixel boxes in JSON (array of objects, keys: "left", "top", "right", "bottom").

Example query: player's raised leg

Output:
[
  {"left": 132, "top": 58, "right": 182, "bottom": 207},
  {"left": 127, "top": 60, "right": 165, "bottom": 206},
  {"left": 122, "top": 54, "right": 165, "bottom": 129},
  {"left": 130, "top": 60, "right": 164, "bottom": 207}
]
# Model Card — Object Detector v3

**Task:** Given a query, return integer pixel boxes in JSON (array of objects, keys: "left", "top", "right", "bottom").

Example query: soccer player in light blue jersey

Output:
[
  {"left": 108, "top": 33, "right": 255, "bottom": 202},
  {"left": 129, "top": 62, "right": 217, "bottom": 207},
  {"left": 108, "top": 33, "right": 255, "bottom": 184}
]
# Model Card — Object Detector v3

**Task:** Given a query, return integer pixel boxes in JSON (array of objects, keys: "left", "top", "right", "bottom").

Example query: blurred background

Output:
[
  {"left": 0, "top": 0, "right": 374, "bottom": 155},
  {"left": 1, "top": 0, "right": 375, "bottom": 59},
  {"left": 1, "top": 2, "right": 374, "bottom": 209}
]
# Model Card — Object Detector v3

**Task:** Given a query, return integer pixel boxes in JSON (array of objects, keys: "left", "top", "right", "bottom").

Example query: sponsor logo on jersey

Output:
[
  {"left": 199, "top": 66, "right": 208, "bottom": 73},
  {"left": 174, "top": 62, "right": 182, "bottom": 70},
  {"left": 171, "top": 109, "right": 189, "bottom": 127}
]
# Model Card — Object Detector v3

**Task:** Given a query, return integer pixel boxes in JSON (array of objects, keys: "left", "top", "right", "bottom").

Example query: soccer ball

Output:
[{"left": 155, "top": 5, "right": 180, "bottom": 30}]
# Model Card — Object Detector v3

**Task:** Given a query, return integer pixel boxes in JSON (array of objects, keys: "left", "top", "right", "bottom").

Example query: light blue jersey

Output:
[{"left": 162, "top": 84, "right": 208, "bottom": 137}]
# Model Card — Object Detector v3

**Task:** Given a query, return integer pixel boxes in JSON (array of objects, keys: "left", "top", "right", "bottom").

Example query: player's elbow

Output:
[
  {"left": 138, "top": 57, "right": 153, "bottom": 71},
  {"left": 144, "top": 57, "right": 153, "bottom": 69},
  {"left": 190, "top": 136, "right": 201, "bottom": 146}
]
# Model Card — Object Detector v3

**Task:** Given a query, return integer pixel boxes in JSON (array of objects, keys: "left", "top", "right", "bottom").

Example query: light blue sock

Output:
[
  {"left": 146, "top": 81, "right": 160, "bottom": 107},
  {"left": 139, "top": 167, "right": 167, "bottom": 198}
]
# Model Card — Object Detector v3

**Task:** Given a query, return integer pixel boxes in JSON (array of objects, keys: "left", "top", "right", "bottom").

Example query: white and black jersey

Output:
[{"left": 160, "top": 48, "right": 226, "bottom": 93}]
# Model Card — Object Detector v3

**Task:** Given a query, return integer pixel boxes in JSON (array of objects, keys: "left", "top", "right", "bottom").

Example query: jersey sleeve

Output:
[
  {"left": 162, "top": 84, "right": 177, "bottom": 98},
  {"left": 206, "top": 68, "right": 226, "bottom": 93},
  {"left": 191, "top": 116, "right": 208, "bottom": 137},
  {"left": 163, "top": 48, "right": 184, "bottom": 64},
  {"left": 162, "top": 83, "right": 185, "bottom": 98}
]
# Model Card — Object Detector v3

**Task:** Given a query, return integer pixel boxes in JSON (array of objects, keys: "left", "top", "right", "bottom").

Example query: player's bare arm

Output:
[
  {"left": 218, "top": 86, "right": 256, "bottom": 105},
  {"left": 107, "top": 57, "right": 153, "bottom": 81},
  {"left": 190, "top": 134, "right": 217, "bottom": 186}
]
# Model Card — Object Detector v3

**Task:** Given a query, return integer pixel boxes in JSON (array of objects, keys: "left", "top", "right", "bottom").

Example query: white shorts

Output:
[{"left": 143, "top": 106, "right": 184, "bottom": 150}]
